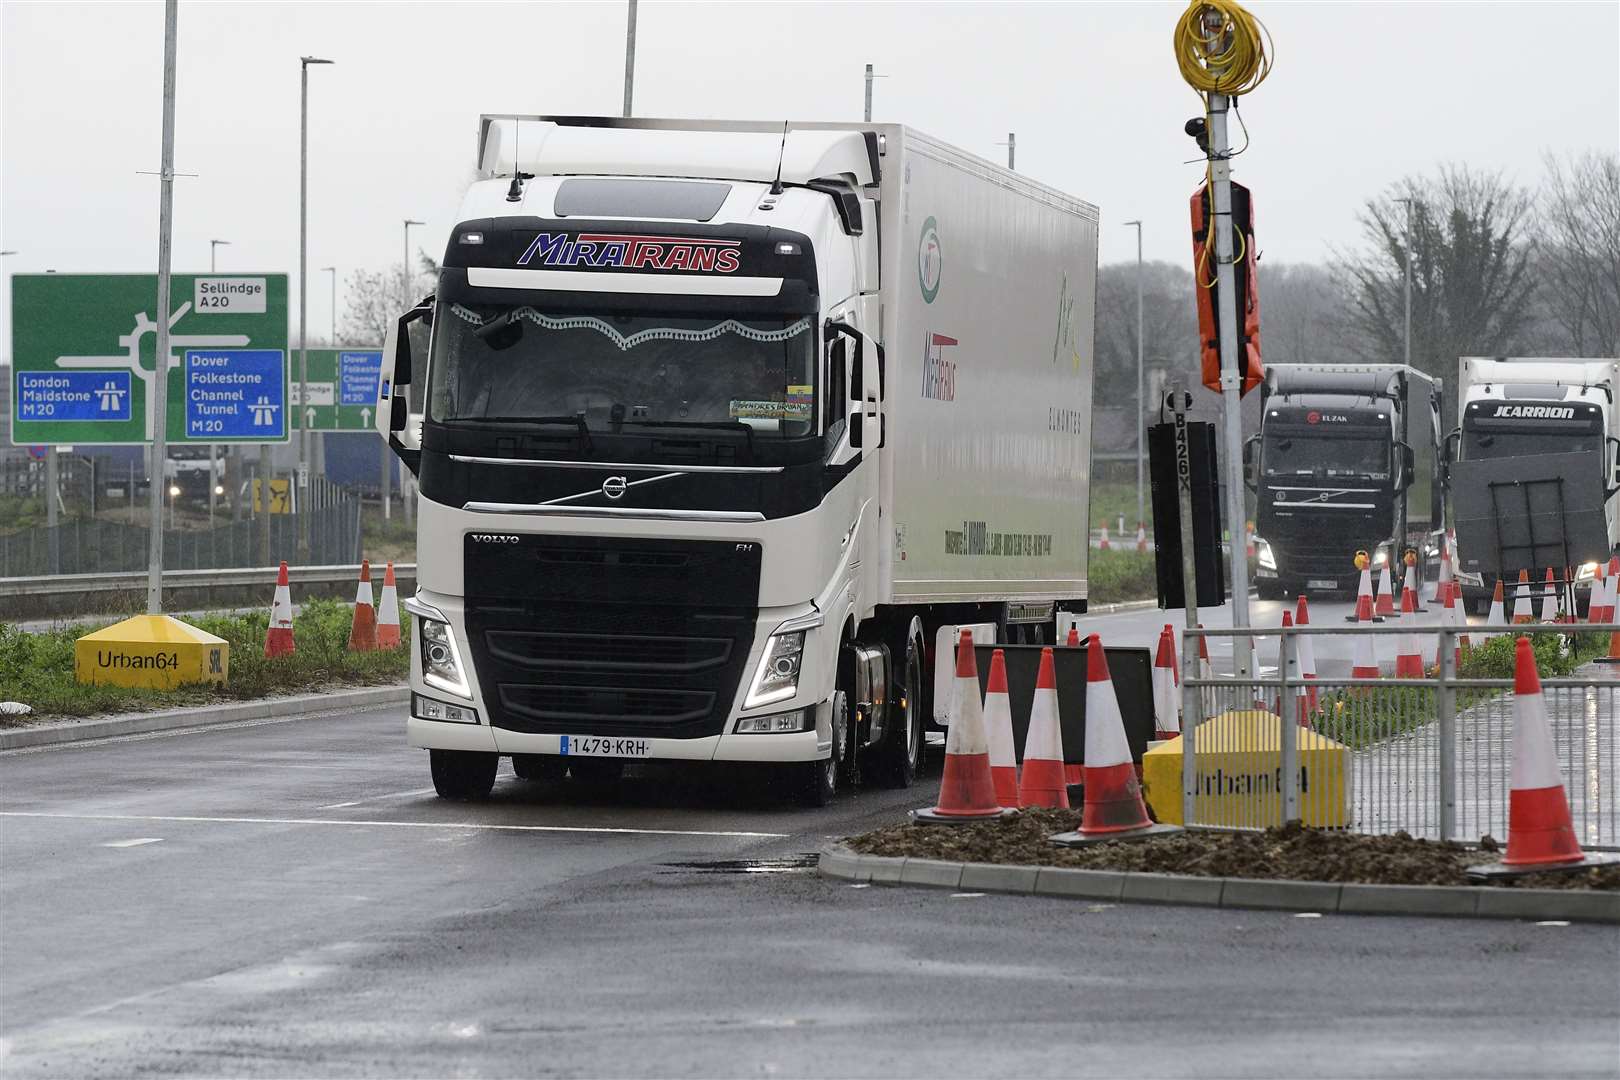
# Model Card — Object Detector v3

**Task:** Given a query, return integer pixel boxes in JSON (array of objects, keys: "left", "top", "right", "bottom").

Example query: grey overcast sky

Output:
[{"left": 3, "top": 0, "right": 1617, "bottom": 355}]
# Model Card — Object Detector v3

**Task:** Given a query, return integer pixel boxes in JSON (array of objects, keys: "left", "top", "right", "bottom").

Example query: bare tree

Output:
[
  {"left": 1257, "top": 262, "right": 1361, "bottom": 367},
  {"left": 1339, "top": 165, "right": 1538, "bottom": 414},
  {"left": 1093, "top": 260, "right": 1200, "bottom": 412},
  {"left": 338, "top": 249, "right": 439, "bottom": 346},
  {"left": 1538, "top": 151, "right": 1620, "bottom": 356}
]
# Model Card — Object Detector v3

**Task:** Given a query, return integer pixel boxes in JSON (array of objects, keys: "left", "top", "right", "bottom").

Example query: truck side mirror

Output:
[
  {"left": 858, "top": 331, "right": 882, "bottom": 454},
  {"left": 377, "top": 296, "right": 432, "bottom": 476},
  {"left": 1242, "top": 434, "right": 1258, "bottom": 492},
  {"left": 1401, "top": 444, "right": 1416, "bottom": 491}
]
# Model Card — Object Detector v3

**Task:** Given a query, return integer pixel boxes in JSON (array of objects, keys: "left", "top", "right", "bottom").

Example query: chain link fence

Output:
[{"left": 1181, "top": 623, "right": 1620, "bottom": 850}]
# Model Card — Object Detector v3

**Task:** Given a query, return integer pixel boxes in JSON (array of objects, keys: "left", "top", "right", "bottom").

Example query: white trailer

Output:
[{"left": 377, "top": 116, "right": 1098, "bottom": 804}]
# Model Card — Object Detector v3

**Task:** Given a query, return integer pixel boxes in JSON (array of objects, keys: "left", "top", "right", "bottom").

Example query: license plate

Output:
[
  {"left": 560, "top": 735, "right": 651, "bottom": 758},
  {"left": 1308, "top": 578, "right": 1338, "bottom": 590}
]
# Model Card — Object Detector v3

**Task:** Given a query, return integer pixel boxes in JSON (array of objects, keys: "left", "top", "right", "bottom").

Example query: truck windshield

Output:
[
  {"left": 1263, "top": 434, "right": 1389, "bottom": 478},
  {"left": 428, "top": 304, "right": 817, "bottom": 436},
  {"left": 1463, "top": 427, "right": 1602, "bottom": 461}
]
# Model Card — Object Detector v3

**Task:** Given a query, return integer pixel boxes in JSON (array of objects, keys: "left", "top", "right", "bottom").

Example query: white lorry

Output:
[
  {"left": 376, "top": 115, "right": 1098, "bottom": 804},
  {"left": 1450, "top": 356, "right": 1620, "bottom": 611}
]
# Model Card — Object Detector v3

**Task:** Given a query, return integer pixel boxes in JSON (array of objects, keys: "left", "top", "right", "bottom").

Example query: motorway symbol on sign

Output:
[{"left": 9, "top": 273, "right": 289, "bottom": 446}]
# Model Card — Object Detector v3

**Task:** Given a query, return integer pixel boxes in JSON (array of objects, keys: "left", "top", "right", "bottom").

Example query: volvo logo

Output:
[
  {"left": 471, "top": 534, "right": 520, "bottom": 543},
  {"left": 601, "top": 476, "right": 629, "bottom": 500}
]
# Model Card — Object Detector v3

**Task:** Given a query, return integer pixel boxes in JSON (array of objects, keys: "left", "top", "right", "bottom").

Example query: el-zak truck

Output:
[{"left": 375, "top": 116, "right": 1099, "bottom": 804}]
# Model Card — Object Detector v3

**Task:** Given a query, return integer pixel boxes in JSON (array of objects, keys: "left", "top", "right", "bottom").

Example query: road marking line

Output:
[
  {"left": 0, "top": 810, "right": 786, "bottom": 839},
  {"left": 319, "top": 788, "right": 438, "bottom": 809},
  {"left": 949, "top": 892, "right": 985, "bottom": 898},
  {"left": 101, "top": 837, "right": 163, "bottom": 848}
]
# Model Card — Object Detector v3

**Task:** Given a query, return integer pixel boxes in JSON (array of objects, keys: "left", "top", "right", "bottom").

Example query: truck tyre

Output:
[
  {"left": 512, "top": 755, "right": 567, "bottom": 783},
  {"left": 1257, "top": 580, "right": 1284, "bottom": 601},
  {"left": 865, "top": 629, "right": 925, "bottom": 788},
  {"left": 430, "top": 749, "right": 498, "bottom": 800},
  {"left": 797, "top": 689, "right": 848, "bottom": 807}
]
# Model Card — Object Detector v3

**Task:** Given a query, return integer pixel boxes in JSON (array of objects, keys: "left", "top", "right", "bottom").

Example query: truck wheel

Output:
[
  {"left": 797, "top": 690, "right": 848, "bottom": 807},
  {"left": 430, "top": 749, "right": 498, "bottom": 800},
  {"left": 865, "top": 631, "right": 925, "bottom": 788},
  {"left": 512, "top": 755, "right": 567, "bottom": 783},
  {"left": 1257, "top": 580, "right": 1284, "bottom": 601}
]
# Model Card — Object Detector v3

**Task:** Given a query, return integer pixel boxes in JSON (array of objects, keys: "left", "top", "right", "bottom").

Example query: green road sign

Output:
[
  {"left": 288, "top": 348, "right": 385, "bottom": 431},
  {"left": 10, "top": 273, "right": 289, "bottom": 446}
]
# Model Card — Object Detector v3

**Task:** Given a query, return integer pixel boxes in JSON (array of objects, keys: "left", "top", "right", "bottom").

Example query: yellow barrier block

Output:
[
  {"left": 75, "top": 615, "right": 229, "bottom": 691},
  {"left": 1142, "top": 709, "right": 1352, "bottom": 827}
]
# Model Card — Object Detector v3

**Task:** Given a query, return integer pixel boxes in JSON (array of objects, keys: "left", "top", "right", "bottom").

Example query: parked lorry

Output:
[
  {"left": 374, "top": 115, "right": 1099, "bottom": 804},
  {"left": 1449, "top": 357, "right": 1620, "bottom": 612},
  {"left": 1244, "top": 364, "right": 1442, "bottom": 599}
]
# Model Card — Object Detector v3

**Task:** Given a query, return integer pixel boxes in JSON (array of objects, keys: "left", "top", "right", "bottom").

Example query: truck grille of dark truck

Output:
[{"left": 464, "top": 534, "right": 762, "bottom": 739}]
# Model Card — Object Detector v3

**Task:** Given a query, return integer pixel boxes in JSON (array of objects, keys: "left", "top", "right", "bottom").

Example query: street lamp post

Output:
[
  {"left": 863, "top": 64, "right": 886, "bottom": 122},
  {"left": 995, "top": 133, "right": 1016, "bottom": 171},
  {"left": 146, "top": 0, "right": 179, "bottom": 614},
  {"left": 209, "top": 238, "right": 229, "bottom": 273},
  {"left": 299, "top": 55, "right": 334, "bottom": 563},
  {"left": 622, "top": 0, "right": 637, "bottom": 117},
  {"left": 322, "top": 266, "right": 337, "bottom": 345},
  {"left": 1124, "top": 219, "right": 1145, "bottom": 534}
]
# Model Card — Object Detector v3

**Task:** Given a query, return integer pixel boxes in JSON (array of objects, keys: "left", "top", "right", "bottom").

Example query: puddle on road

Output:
[{"left": 658, "top": 853, "right": 819, "bottom": 875}]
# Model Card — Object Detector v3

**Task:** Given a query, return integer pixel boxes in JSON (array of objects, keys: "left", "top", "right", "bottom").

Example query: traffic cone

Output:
[
  {"left": 1152, "top": 624, "right": 1179, "bottom": 740},
  {"left": 1512, "top": 569, "right": 1534, "bottom": 624},
  {"left": 1294, "top": 594, "right": 1319, "bottom": 713},
  {"left": 1351, "top": 551, "right": 1377, "bottom": 623},
  {"left": 1270, "top": 611, "right": 1296, "bottom": 713},
  {"left": 1608, "top": 557, "right": 1620, "bottom": 620},
  {"left": 1395, "top": 586, "right": 1424, "bottom": 678},
  {"left": 1245, "top": 520, "right": 1257, "bottom": 559},
  {"left": 1063, "top": 623, "right": 1083, "bottom": 784},
  {"left": 1469, "top": 637, "right": 1615, "bottom": 874},
  {"left": 1136, "top": 521, "right": 1148, "bottom": 553},
  {"left": 1437, "top": 539, "right": 1456, "bottom": 610},
  {"left": 347, "top": 559, "right": 378, "bottom": 652},
  {"left": 912, "top": 630, "right": 1013, "bottom": 824},
  {"left": 1050, "top": 634, "right": 1177, "bottom": 844},
  {"left": 376, "top": 561, "right": 401, "bottom": 649},
  {"left": 1447, "top": 567, "right": 1469, "bottom": 665},
  {"left": 1066, "top": 626, "right": 1081, "bottom": 647},
  {"left": 1400, "top": 550, "right": 1422, "bottom": 613},
  {"left": 1485, "top": 579, "right": 1507, "bottom": 637},
  {"left": 1587, "top": 563, "right": 1608, "bottom": 625},
  {"left": 1098, "top": 522, "right": 1110, "bottom": 550},
  {"left": 263, "top": 560, "right": 295, "bottom": 658},
  {"left": 1283, "top": 621, "right": 1309, "bottom": 728},
  {"left": 984, "top": 650, "right": 1020, "bottom": 809},
  {"left": 1017, "top": 648, "right": 1069, "bottom": 809},
  {"left": 1375, "top": 563, "right": 1395, "bottom": 618},
  {"left": 1600, "top": 563, "right": 1617, "bottom": 623},
  {"left": 1540, "top": 567, "right": 1559, "bottom": 623}
]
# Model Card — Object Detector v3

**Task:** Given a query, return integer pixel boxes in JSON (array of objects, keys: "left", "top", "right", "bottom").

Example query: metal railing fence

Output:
[{"left": 1181, "top": 623, "right": 1620, "bottom": 850}]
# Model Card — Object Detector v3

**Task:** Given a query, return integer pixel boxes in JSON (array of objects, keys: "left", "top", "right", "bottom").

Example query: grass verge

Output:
[{"left": 0, "top": 598, "right": 410, "bottom": 722}]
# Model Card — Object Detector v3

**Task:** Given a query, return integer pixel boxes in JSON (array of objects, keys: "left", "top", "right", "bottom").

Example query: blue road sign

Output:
[
  {"left": 183, "top": 349, "right": 287, "bottom": 440},
  {"left": 338, "top": 351, "right": 383, "bottom": 406},
  {"left": 15, "top": 370, "right": 132, "bottom": 422}
]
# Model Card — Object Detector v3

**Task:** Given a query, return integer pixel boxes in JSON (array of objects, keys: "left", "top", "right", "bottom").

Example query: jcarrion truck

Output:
[
  {"left": 375, "top": 116, "right": 1099, "bottom": 804},
  {"left": 1449, "top": 357, "right": 1620, "bottom": 613},
  {"left": 1244, "top": 364, "right": 1443, "bottom": 599}
]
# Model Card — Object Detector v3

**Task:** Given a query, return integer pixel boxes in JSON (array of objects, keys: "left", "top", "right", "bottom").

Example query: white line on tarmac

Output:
[
  {"left": 319, "top": 788, "right": 438, "bottom": 809},
  {"left": 0, "top": 810, "right": 787, "bottom": 839},
  {"left": 100, "top": 837, "right": 163, "bottom": 848}
]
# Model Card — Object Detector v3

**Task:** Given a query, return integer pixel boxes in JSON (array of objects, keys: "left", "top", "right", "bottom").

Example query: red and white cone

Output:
[
  {"left": 1017, "top": 648, "right": 1069, "bottom": 809},
  {"left": 1135, "top": 521, "right": 1148, "bottom": 553},
  {"left": 1485, "top": 579, "right": 1507, "bottom": 637},
  {"left": 1352, "top": 551, "right": 1376, "bottom": 623},
  {"left": 1098, "top": 522, "right": 1110, "bottom": 550},
  {"left": 1600, "top": 563, "right": 1617, "bottom": 623},
  {"left": 1062, "top": 624, "right": 1084, "bottom": 784},
  {"left": 1375, "top": 564, "right": 1395, "bottom": 618},
  {"left": 1588, "top": 563, "right": 1609, "bottom": 625},
  {"left": 1469, "top": 637, "right": 1620, "bottom": 876},
  {"left": 1512, "top": 569, "right": 1534, "bottom": 624},
  {"left": 1294, "top": 595, "right": 1319, "bottom": 713},
  {"left": 264, "top": 560, "right": 295, "bottom": 658},
  {"left": 1151, "top": 624, "right": 1179, "bottom": 741},
  {"left": 1245, "top": 521, "right": 1256, "bottom": 559},
  {"left": 1270, "top": 611, "right": 1296, "bottom": 713},
  {"left": 1607, "top": 557, "right": 1620, "bottom": 621},
  {"left": 1540, "top": 567, "right": 1559, "bottom": 624},
  {"left": 1395, "top": 586, "right": 1424, "bottom": 678},
  {"left": 1437, "top": 539, "right": 1456, "bottom": 609},
  {"left": 376, "top": 561, "right": 402, "bottom": 649},
  {"left": 1401, "top": 552, "right": 1422, "bottom": 613},
  {"left": 912, "top": 630, "right": 1013, "bottom": 824},
  {"left": 1050, "top": 634, "right": 1174, "bottom": 844},
  {"left": 1066, "top": 626, "right": 1081, "bottom": 647},
  {"left": 984, "top": 649, "right": 1020, "bottom": 809},
  {"left": 347, "top": 559, "right": 378, "bottom": 652}
]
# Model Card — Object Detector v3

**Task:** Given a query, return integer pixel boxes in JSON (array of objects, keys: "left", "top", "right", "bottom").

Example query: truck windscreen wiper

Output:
[
  {"left": 444, "top": 415, "right": 592, "bottom": 445},
  {"left": 620, "top": 419, "right": 756, "bottom": 456}
]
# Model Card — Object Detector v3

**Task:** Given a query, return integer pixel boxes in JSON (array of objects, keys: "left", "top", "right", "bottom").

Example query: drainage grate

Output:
[{"left": 658, "top": 853, "right": 820, "bottom": 875}]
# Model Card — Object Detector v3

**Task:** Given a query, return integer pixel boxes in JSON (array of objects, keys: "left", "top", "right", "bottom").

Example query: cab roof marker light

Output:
[
  {"left": 460, "top": 232, "right": 485, "bottom": 245},
  {"left": 775, "top": 242, "right": 801, "bottom": 256}
]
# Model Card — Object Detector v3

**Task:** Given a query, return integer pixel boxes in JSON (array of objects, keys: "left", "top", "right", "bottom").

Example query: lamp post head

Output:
[
  {"left": 301, "top": 56, "right": 335, "bottom": 67},
  {"left": 1123, "top": 219, "right": 1142, "bottom": 229},
  {"left": 405, "top": 219, "right": 425, "bottom": 228}
]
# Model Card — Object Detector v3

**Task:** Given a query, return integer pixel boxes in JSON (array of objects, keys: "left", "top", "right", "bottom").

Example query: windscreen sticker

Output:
[
  {"left": 517, "top": 233, "right": 743, "bottom": 273},
  {"left": 448, "top": 305, "right": 811, "bottom": 350},
  {"left": 731, "top": 399, "right": 814, "bottom": 420}
]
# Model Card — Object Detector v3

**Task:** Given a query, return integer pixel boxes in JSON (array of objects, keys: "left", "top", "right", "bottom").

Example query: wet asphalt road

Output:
[{"left": 2, "top": 700, "right": 1617, "bottom": 1078}]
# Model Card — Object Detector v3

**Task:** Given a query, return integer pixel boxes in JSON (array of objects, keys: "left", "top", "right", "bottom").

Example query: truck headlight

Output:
[
  {"left": 1577, "top": 561, "right": 1599, "bottom": 582},
  {"left": 418, "top": 616, "right": 471, "bottom": 699},
  {"left": 734, "top": 708, "right": 812, "bottom": 734},
  {"left": 744, "top": 631, "right": 805, "bottom": 710},
  {"left": 1372, "top": 546, "right": 1389, "bottom": 569},
  {"left": 1256, "top": 539, "right": 1276, "bottom": 571}
]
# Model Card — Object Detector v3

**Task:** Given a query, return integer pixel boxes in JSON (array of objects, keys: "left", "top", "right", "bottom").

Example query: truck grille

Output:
[{"left": 463, "top": 534, "right": 761, "bottom": 740}]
